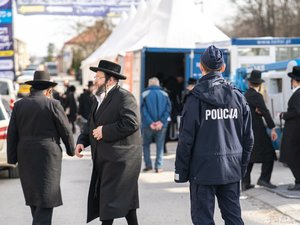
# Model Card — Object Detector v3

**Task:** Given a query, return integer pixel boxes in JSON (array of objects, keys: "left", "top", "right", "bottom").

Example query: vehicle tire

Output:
[{"left": 8, "top": 166, "right": 19, "bottom": 178}]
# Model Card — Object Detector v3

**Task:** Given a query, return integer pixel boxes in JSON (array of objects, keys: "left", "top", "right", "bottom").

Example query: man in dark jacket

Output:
[
  {"left": 65, "top": 85, "right": 77, "bottom": 133},
  {"left": 280, "top": 66, "right": 300, "bottom": 191},
  {"left": 7, "top": 70, "right": 75, "bottom": 225},
  {"left": 77, "top": 81, "right": 95, "bottom": 132},
  {"left": 175, "top": 45, "right": 254, "bottom": 225},
  {"left": 242, "top": 70, "right": 278, "bottom": 191},
  {"left": 78, "top": 81, "right": 94, "bottom": 120},
  {"left": 141, "top": 77, "right": 171, "bottom": 172},
  {"left": 75, "top": 60, "right": 142, "bottom": 225}
]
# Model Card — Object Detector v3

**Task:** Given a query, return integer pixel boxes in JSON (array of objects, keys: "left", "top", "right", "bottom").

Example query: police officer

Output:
[{"left": 175, "top": 45, "right": 254, "bottom": 225}]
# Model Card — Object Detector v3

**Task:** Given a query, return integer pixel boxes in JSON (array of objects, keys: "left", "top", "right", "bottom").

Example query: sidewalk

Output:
[
  {"left": 163, "top": 141, "right": 300, "bottom": 224},
  {"left": 242, "top": 161, "right": 300, "bottom": 223}
]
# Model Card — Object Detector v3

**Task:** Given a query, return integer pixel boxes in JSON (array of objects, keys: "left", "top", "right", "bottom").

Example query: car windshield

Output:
[{"left": 0, "top": 81, "right": 9, "bottom": 95}]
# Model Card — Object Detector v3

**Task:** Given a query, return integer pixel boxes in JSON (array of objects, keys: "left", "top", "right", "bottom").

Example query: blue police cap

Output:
[{"left": 201, "top": 45, "right": 224, "bottom": 70}]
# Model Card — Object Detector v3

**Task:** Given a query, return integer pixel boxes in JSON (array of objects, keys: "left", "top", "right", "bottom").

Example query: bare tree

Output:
[{"left": 225, "top": 0, "right": 300, "bottom": 37}]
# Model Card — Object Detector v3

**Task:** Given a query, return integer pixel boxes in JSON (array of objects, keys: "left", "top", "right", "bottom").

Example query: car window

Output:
[
  {"left": 1, "top": 98, "right": 11, "bottom": 117},
  {"left": 0, "top": 81, "right": 9, "bottom": 95}
]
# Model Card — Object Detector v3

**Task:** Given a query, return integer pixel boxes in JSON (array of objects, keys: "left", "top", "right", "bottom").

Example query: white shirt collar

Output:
[
  {"left": 293, "top": 86, "right": 300, "bottom": 93},
  {"left": 95, "top": 84, "right": 117, "bottom": 107}
]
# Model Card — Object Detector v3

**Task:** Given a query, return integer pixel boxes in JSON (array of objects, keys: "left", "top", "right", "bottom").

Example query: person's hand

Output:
[
  {"left": 93, "top": 126, "right": 103, "bottom": 140},
  {"left": 150, "top": 122, "right": 156, "bottom": 130},
  {"left": 279, "top": 112, "right": 284, "bottom": 119},
  {"left": 271, "top": 128, "right": 278, "bottom": 141},
  {"left": 155, "top": 121, "right": 163, "bottom": 131},
  {"left": 255, "top": 107, "right": 262, "bottom": 115},
  {"left": 75, "top": 144, "right": 85, "bottom": 158}
]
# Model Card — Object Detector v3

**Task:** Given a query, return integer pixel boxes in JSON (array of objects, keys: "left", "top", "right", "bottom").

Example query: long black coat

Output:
[
  {"left": 245, "top": 88, "right": 276, "bottom": 163},
  {"left": 77, "top": 85, "right": 142, "bottom": 222},
  {"left": 7, "top": 91, "right": 75, "bottom": 208},
  {"left": 280, "top": 88, "right": 300, "bottom": 166}
]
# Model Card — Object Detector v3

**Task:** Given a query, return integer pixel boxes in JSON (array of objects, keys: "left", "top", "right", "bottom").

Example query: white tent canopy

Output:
[{"left": 81, "top": 0, "right": 230, "bottom": 83}]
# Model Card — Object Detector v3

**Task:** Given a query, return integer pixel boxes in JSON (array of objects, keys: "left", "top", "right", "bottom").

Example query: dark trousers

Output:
[
  {"left": 101, "top": 209, "right": 138, "bottom": 225},
  {"left": 190, "top": 182, "right": 244, "bottom": 225},
  {"left": 289, "top": 163, "right": 300, "bottom": 184},
  {"left": 30, "top": 206, "right": 53, "bottom": 225},
  {"left": 242, "top": 161, "right": 274, "bottom": 185}
]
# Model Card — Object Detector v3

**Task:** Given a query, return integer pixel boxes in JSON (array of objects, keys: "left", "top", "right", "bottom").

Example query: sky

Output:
[{"left": 13, "top": 0, "right": 234, "bottom": 57}]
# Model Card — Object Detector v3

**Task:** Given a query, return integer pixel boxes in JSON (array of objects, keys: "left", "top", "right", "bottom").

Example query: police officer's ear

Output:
[
  {"left": 219, "top": 64, "right": 226, "bottom": 73},
  {"left": 199, "top": 63, "right": 205, "bottom": 73}
]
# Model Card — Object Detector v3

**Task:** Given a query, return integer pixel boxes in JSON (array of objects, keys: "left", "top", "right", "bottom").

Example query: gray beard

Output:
[{"left": 95, "top": 84, "right": 106, "bottom": 96}]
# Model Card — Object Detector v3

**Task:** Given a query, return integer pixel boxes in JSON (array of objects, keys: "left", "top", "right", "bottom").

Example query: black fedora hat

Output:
[
  {"left": 247, "top": 70, "right": 264, "bottom": 84},
  {"left": 25, "top": 70, "right": 57, "bottom": 89},
  {"left": 89, "top": 60, "right": 126, "bottom": 80},
  {"left": 288, "top": 66, "right": 300, "bottom": 81}
]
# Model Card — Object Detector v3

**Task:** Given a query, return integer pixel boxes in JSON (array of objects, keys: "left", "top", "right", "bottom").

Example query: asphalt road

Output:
[{"left": 0, "top": 142, "right": 299, "bottom": 225}]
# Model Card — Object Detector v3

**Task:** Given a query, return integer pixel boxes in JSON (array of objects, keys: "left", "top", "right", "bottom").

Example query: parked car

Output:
[
  {"left": 0, "top": 97, "right": 18, "bottom": 178},
  {"left": 0, "top": 78, "right": 17, "bottom": 109}
]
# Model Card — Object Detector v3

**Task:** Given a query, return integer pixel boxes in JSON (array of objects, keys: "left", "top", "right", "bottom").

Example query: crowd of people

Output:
[{"left": 5, "top": 46, "right": 300, "bottom": 225}]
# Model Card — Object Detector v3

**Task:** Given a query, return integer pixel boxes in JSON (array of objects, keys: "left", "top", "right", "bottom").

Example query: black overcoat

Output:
[
  {"left": 77, "top": 85, "right": 142, "bottom": 222},
  {"left": 245, "top": 88, "right": 276, "bottom": 163},
  {"left": 6, "top": 91, "right": 75, "bottom": 208},
  {"left": 280, "top": 88, "right": 300, "bottom": 166}
]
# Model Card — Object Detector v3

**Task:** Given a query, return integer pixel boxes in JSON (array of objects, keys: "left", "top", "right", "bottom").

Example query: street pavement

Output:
[{"left": 1, "top": 142, "right": 300, "bottom": 225}]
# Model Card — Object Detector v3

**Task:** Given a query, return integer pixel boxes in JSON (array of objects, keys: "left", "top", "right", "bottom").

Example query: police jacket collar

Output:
[
  {"left": 200, "top": 71, "right": 223, "bottom": 81},
  {"left": 192, "top": 71, "right": 233, "bottom": 108}
]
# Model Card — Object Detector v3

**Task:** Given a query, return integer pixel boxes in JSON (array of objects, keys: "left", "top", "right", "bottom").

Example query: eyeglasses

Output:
[{"left": 94, "top": 76, "right": 105, "bottom": 80}]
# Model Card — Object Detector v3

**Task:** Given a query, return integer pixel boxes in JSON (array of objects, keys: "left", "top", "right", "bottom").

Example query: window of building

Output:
[
  {"left": 276, "top": 47, "right": 300, "bottom": 61},
  {"left": 238, "top": 47, "right": 270, "bottom": 56}
]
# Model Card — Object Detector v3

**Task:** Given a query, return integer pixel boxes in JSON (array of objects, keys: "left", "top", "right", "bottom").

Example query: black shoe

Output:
[
  {"left": 142, "top": 167, "right": 152, "bottom": 172},
  {"left": 287, "top": 184, "right": 300, "bottom": 191},
  {"left": 257, "top": 179, "right": 277, "bottom": 189},
  {"left": 241, "top": 183, "right": 255, "bottom": 191}
]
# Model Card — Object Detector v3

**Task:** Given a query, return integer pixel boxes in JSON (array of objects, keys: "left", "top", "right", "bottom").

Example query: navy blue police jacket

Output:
[{"left": 175, "top": 72, "right": 254, "bottom": 185}]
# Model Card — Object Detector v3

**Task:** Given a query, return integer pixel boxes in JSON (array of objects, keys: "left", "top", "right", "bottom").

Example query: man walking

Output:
[
  {"left": 280, "top": 66, "right": 300, "bottom": 191},
  {"left": 242, "top": 70, "right": 277, "bottom": 191},
  {"left": 7, "top": 70, "right": 75, "bottom": 225},
  {"left": 175, "top": 45, "right": 254, "bottom": 225},
  {"left": 75, "top": 60, "right": 142, "bottom": 225},
  {"left": 141, "top": 77, "right": 171, "bottom": 173}
]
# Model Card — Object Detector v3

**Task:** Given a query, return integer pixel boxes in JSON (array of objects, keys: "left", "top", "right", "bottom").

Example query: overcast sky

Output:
[{"left": 13, "top": 0, "right": 234, "bottom": 57}]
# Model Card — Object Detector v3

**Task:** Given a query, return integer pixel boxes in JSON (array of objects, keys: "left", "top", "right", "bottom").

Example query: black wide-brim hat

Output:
[
  {"left": 25, "top": 70, "right": 57, "bottom": 89},
  {"left": 247, "top": 69, "right": 264, "bottom": 84},
  {"left": 90, "top": 60, "right": 126, "bottom": 80},
  {"left": 288, "top": 66, "right": 300, "bottom": 81}
]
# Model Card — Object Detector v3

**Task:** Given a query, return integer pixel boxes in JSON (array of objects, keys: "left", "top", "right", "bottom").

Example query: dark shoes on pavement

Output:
[
  {"left": 241, "top": 183, "right": 255, "bottom": 191},
  {"left": 142, "top": 167, "right": 152, "bottom": 172},
  {"left": 287, "top": 184, "right": 300, "bottom": 191},
  {"left": 257, "top": 179, "right": 277, "bottom": 189}
]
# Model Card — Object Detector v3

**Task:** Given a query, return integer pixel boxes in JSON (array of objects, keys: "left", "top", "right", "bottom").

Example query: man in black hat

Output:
[
  {"left": 242, "top": 70, "right": 278, "bottom": 191},
  {"left": 75, "top": 60, "right": 142, "bottom": 225},
  {"left": 280, "top": 66, "right": 300, "bottom": 191},
  {"left": 77, "top": 81, "right": 95, "bottom": 132},
  {"left": 7, "top": 70, "right": 75, "bottom": 225},
  {"left": 175, "top": 45, "right": 254, "bottom": 225}
]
